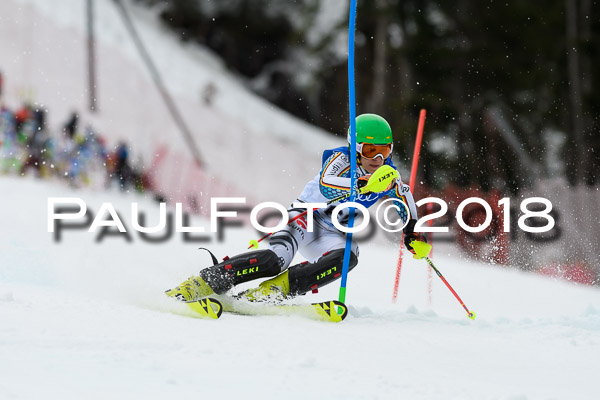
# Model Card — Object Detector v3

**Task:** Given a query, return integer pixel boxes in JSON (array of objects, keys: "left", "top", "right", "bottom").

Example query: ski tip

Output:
[{"left": 186, "top": 297, "right": 223, "bottom": 319}]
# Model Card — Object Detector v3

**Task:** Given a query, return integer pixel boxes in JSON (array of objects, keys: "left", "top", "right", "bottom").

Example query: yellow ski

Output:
[
  {"left": 217, "top": 297, "right": 348, "bottom": 323},
  {"left": 182, "top": 297, "right": 347, "bottom": 322}
]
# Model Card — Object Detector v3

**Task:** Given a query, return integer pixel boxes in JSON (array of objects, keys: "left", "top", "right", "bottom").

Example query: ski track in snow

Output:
[{"left": 1, "top": 177, "right": 600, "bottom": 400}]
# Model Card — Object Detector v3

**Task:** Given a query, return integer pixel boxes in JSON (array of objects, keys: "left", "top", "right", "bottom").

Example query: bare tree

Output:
[
  {"left": 366, "top": 0, "right": 388, "bottom": 114},
  {"left": 565, "top": 0, "right": 586, "bottom": 183}
]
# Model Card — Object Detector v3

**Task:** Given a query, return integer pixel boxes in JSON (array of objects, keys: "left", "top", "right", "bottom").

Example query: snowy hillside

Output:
[
  {"left": 0, "top": 0, "right": 344, "bottom": 205},
  {"left": 1, "top": 177, "right": 600, "bottom": 400}
]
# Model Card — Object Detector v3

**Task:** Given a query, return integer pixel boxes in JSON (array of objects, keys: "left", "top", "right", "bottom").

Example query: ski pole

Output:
[
  {"left": 423, "top": 256, "right": 476, "bottom": 320},
  {"left": 410, "top": 241, "right": 476, "bottom": 320},
  {"left": 248, "top": 191, "right": 352, "bottom": 249}
]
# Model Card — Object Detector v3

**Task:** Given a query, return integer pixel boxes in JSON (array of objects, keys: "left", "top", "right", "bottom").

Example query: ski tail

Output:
[{"left": 186, "top": 297, "right": 223, "bottom": 319}]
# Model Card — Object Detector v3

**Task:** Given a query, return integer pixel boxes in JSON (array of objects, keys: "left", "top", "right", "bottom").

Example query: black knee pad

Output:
[
  {"left": 287, "top": 249, "right": 358, "bottom": 296},
  {"left": 199, "top": 249, "right": 281, "bottom": 294}
]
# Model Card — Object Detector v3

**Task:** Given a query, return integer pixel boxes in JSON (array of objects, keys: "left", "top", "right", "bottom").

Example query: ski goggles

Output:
[{"left": 357, "top": 142, "right": 393, "bottom": 160}]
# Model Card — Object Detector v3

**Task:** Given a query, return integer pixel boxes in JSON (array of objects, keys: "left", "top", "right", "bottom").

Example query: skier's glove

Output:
[
  {"left": 404, "top": 232, "right": 427, "bottom": 254},
  {"left": 386, "top": 177, "right": 400, "bottom": 192},
  {"left": 403, "top": 219, "right": 429, "bottom": 257}
]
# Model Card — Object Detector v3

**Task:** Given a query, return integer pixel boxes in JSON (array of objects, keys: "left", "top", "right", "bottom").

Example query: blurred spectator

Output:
[
  {"left": 14, "top": 104, "right": 31, "bottom": 134},
  {"left": 113, "top": 141, "right": 132, "bottom": 190},
  {"left": 0, "top": 71, "right": 153, "bottom": 195},
  {"left": 33, "top": 107, "right": 46, "bottom": 132},
  {"left": 63, "top": 111, "right": 78, "bottom": 140},
  {"left": 77, "top": 125, "right": 109, "bottom": 188},
  {"left": 0, "top": 106, "right": 23, "bottom": 174},
  {"left": 20, "top": 125, "right": 50, "bottom": 178}
]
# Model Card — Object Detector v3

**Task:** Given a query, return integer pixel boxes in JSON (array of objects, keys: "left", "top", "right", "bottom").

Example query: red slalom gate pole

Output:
[
  {"left": 392, "top": 109, "right": 426, "bottom": 303},
  {"left": 426, "top": 203, "right": 434, "bottom": 306},
  {"left": 409, "top": 109, "right": 427, "bottom": 191}
]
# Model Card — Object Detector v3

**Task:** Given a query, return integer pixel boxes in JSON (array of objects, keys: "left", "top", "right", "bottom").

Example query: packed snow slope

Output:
[{"left": 1, "top": 176, "right": 599, "bottom": 400}]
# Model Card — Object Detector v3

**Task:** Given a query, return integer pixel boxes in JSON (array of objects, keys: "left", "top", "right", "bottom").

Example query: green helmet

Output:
[{"left": 347, "top": 113, "right": 393, "bottom": 145}]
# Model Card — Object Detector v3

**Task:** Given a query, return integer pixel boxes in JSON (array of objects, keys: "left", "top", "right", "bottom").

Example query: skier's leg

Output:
[
  {"left": 165, "top": 249, "right": 281, "bottom": 301},
  {"left": 236, "top": 209, "right": 318, "bottom": 301},
  {"left": 266, "top": 208, "right": 315, "bottom": 270},
  {"left": 241, "top": 216, "right": 360, "bottom": 300},
  {"left": 286, "top": 221, "right": 359, "bottom": 296},
  {"left": 166, "top": 208, "right": 308, "bottom": 302},
  {"left": 288, "top": 248, "right": 358, "bottom": 296},
  {"left": 241, "top": 248, "right": 358, "bottom": 301}
]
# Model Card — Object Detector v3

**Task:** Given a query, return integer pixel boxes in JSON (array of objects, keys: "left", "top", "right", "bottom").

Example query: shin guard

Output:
[
  {"left": 287, "top": 249, "right": 358, "bottom": 296},
  {"left": 199, "top": 249, "right": 281, "bottom": 294}
]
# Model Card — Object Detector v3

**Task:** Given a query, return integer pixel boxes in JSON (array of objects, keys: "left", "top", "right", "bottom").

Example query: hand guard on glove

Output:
[{"left": 356, "top": 165, "right": 400, "bottom": 195}]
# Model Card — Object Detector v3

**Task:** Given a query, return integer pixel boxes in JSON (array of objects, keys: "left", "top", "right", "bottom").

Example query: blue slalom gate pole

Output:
[{"left": 338, "top": 0, "right": 358, "bottom": 305}]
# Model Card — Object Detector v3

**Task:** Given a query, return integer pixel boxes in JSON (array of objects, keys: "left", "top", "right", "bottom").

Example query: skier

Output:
[{"left": 166, "top": 113, "right": 427, "bottom": 302}]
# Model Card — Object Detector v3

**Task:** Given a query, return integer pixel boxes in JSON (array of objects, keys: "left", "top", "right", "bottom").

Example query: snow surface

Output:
[{"left": 1, "top": 177, "right": 600, "bottom": 400}]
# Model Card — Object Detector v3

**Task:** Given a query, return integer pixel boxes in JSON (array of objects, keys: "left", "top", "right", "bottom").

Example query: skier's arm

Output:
[
  {"left": 387, "top": 182, "right": 418, "bottom": 226},
  {"left": 387, "top": 183, "right": 427, "bottom": 252},
  {"left": 319, "top": 152, "right": 353, "bottom": 199}
]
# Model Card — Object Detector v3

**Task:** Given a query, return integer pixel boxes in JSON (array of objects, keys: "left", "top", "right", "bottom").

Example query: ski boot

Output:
[
  {"left": 165, "top": 276, "right": 215, "bottom": 302},
  {"left": 237, "top": 270, "right": 291, "bottom": 302}
]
